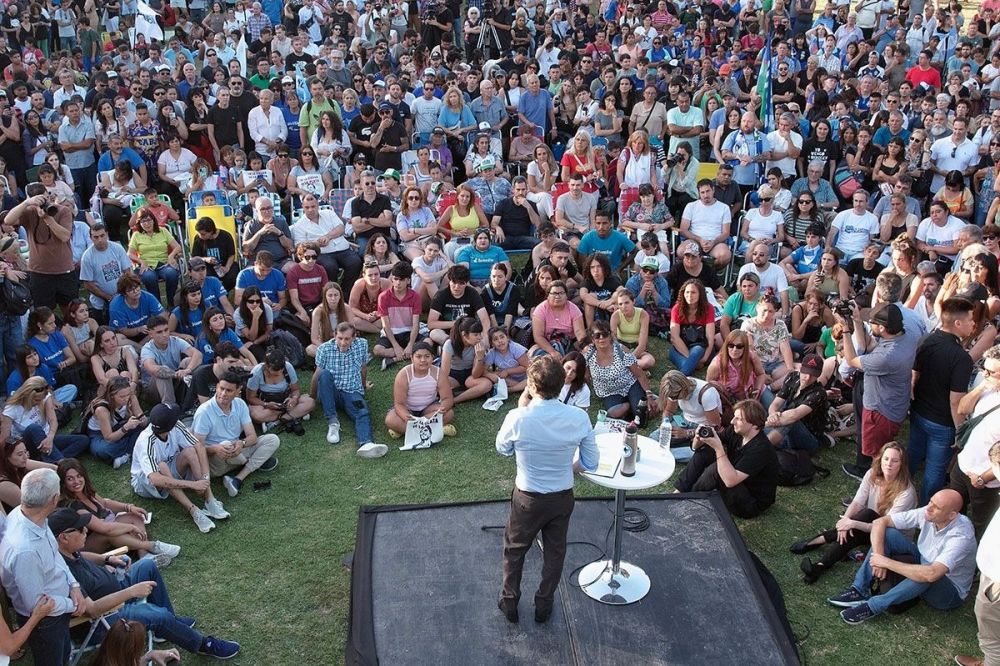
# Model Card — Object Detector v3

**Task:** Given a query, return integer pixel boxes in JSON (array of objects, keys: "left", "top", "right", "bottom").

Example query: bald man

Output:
[{"left": 829, "top": 488, "right": 978, "bottom": 624}]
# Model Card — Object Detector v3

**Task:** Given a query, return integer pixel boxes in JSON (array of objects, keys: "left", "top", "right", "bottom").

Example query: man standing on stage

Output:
[{"left": 496, "top": 356, "right": 598, "bottom": 624}]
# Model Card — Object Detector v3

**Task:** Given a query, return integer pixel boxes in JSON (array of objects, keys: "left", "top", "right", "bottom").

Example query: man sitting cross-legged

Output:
[
  {"left": 192, "top": 370, "right": 281, "bottom": 499},
  {"left": 49, "top": 507, "right": 241, "bottom": 660},
  {"left": 828, "top": 488, "right": 977, "bottom": 624},
  {"left": 130, "top": 403, "right": 229, "bottom": 534}
]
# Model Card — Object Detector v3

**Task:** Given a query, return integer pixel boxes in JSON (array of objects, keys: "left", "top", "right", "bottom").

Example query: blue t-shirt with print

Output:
[
  {"left": 28, "top": 332, "right": 70, "bottom": 371},
  {"left": 109, "top": 292, "right": 165, "bottom": 330}
]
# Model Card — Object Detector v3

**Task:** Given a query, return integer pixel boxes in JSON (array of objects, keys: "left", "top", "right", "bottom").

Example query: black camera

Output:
[
  {"left": 826, "top": 294, "right": 853, "bottom": 319},
  {"left": 696, "top": 425, "right": 714, "bottom": 439},
  {"left": 44, "top": 202, "right": 59, "bottom": 216},
  {"left": 665, "top": 154, "right": 682, "bottom": 167}
]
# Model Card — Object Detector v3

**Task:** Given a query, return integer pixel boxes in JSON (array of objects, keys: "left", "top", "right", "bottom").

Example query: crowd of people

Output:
[{"left": 0, "top": 0, "right": 997, "bottom": 661}]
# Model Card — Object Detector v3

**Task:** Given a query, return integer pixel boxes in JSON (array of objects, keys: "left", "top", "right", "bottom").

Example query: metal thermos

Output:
[{"left": 622, "top": 422, "right": 638, "bottom": 477}]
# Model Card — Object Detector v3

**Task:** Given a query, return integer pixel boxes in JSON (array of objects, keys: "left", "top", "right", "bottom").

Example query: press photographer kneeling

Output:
[{"left": 673, "top": 400, "right": 780, "bottom": 519}]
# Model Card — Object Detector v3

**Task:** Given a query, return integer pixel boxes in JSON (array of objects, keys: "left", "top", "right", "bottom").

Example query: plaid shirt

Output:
[
  {"left": 247, "top": 13, "right": 273, "bottom": 41},
  {"left": 315, "top": 337, "right": 367, "bottom": 394}
]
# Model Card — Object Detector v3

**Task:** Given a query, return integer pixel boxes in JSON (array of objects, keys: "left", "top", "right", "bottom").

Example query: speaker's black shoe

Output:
[{"left": 497, "top": 597, "right": 518, "bottom": 623}]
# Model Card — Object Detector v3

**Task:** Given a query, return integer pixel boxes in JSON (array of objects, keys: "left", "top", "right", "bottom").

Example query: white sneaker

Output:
[
  {"left": 191, "top": 508, "right": 216, "bottom": 533},
  {"left": 204, "top": 498, "right": 230, "bottom": 520},
  {"left": 112, "top": 453, "right": 130, "bottom": 470},
  {"left": 302, "top": 413, "right": 310, "bottom": 421},
  {"left": 151, "top": 540, "right": 181, "bottom": 559},
  {"left": 327, "top": 421, "right": 341, "bottom": 444},
  {"left": 141, "top": 551, "right": 174, "bottom": 568},
  {"left": 357, "top": 442, "right": 388, "bottom": 459},
  {"left": 261, "top": 421, "right": 277, "bottom": 433}
]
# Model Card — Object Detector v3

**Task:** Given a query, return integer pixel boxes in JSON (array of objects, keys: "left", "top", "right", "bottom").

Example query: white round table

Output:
[{"left": 577, "top": 432, "right": 675, "bottom": 605}]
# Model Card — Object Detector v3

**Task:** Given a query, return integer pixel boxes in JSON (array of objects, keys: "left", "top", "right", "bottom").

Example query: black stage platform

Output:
[{"left": 346, "top": 494, "right": 800, "bottom": 665}]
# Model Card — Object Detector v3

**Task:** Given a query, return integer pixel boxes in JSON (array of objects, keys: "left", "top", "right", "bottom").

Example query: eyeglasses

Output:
[
  {"left": 910, "top": 137, "right": 923, "bottom": 143},
  {"left": 985, "top": 234, "right": 998, "bottom": 240},
  {"left": 798, "top": 199, "right": 813, "bottom": 205},
  {"left": 761, "top": 197, "right": 773, "bottom": 202},
  {"left": 548, "top": 290, "right": 567, "bottom": 296},
  {"left": 591, "top": 331, "right": 609, "bottom": 339},
  {"left": 727, "top": 342, "right": 745, "bottom": 350},
  {"left": 406, "top": 195, "right": 421, "bottom": 200},
  {"left": 246, "top": 298, "right": 262, "bottom": 303}
]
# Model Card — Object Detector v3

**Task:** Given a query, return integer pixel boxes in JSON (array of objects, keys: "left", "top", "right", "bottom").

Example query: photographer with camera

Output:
[
  {"left": 5, "top": 183, "right": 76, "bottom": 314},
  {"left": 836, "top": 302, "right": 920, "bottom": 480},
  {"left": 673, "top": 399, "right": 780, "bottom": 519},
  {"left": 664, "top": 143, "right": 699, "bottom": 215}
]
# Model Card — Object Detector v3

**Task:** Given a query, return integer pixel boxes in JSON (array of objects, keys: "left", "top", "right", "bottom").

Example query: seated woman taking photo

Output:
[
  {"left": 657, "top": 370, "right": 724, "bottom": 462},
  {"left": 385, "top": 342, "right": 457, "bottom": 438}
]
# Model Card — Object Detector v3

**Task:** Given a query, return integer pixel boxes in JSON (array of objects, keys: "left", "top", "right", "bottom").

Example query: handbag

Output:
[
  {"left": 0, "top": 277, "right": 32, "bottom": 315},
  {"left": 953, "top": 401, "right": 1000, "bottom": 452},
  {"left": 400, "top": 413, "right": 444, "bottom": 450}
]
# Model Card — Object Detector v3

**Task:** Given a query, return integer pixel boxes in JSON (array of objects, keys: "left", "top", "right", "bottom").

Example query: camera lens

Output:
[
  {"left": 45, "top": 204, "right": 59, "bottom": 216},
  {"left": 697, "top": 425, "right": 713, "bottom": 439}
]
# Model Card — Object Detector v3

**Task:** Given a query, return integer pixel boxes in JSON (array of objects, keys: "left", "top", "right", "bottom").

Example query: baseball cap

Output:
[
  {"left": 188, "top": 257, "right": 207, "bottom": 270},
  {"left": 478, "top": 121, "right": 492, "bottom": 132},
  {"left": 639, "top": 257, "right": 659, "bottom": 271},
  {"left": 48, "top": 508, "right": 90, "bottom": 537},
  {"left": 432, "top": 126, "right": 445, "bottom": 134},
  {"left": 477, "top": 156, "right": 497, "bottom": 172},
  {"left": 378, "top": 101, "right": 392, "bottom": 111},
  {"left": 719, "top": 64, "right": 732, "bottom": 75},
  {"left": 373, "top": 79, "right": 386, "bottom": 88},
  {"left": 149, "top": 402, "right": 182, "bottom": 435},
  {"left": 382, "top": 168, "right": 401, "bottom": 181},
  {"left": 800, "top": 354, "right": 823, "bottom": 377},
  {"left": 424, "top": 67, "right": 436, "bottom": 77},
  {"left": 679, "top": 240, "right": 700, "bottom": 256},
  {"left": 281, "top": 75, "right": 294, "bottom": 84},
  {"left": 870, "top": 303, "right": 904, "bottom": 335}
]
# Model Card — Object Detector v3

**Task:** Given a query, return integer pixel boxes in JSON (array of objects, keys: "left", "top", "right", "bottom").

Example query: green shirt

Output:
[
  {"left": 249, "top": 73, "right": 274, "bottom": 91},
  {"left": 80, "top": 29, "right": 100, "bottom": 58},
  {"left": 298, "top": 98, "right": 337, "bottom": 144},
  {"left": 722, "top": 292, "right": 759, "bottom": 321}
]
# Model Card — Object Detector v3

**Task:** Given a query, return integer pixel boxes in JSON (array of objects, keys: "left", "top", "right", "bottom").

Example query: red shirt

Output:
[
  {"left": 905, "top": 65, "right": 942, "bottom": 92},
  {"left": 286, "top": 263, "right": 326, "bottom": 307},
  {"left": 377, "top": 288, "right": 422, "bottom": 334}
]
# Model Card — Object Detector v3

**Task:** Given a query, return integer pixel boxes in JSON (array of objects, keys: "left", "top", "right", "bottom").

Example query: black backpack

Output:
[
  {"left": 0, "top": 278, "right": 32, "bottom": 316},
  {"left": 775, "top": 449, "right": 830, "bottom": 486}
]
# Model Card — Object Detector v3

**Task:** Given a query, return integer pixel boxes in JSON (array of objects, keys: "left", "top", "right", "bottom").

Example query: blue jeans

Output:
[
  {"left": 907, "top": 412, "right": 956, "bottom": 505},
  {"left": 108, "top": 558, "right": 204, "bottom": 652},
  {"left": 54, "top": 384, "right": 77, "bottom": 405},
  {"left": 851, "top": 528, "right": 965, "bottom": 615},
  {"left": 499, "top": 236, "right": 537, "bottom": 252},
  {"left": 21, "top": 423, "right": 89, "bottom": 463},
  {"left": 89, "top": 428, "right": 140, "bottom": 463},
  {"left": 669, "top": 345, "right": 705, "bottom": 376},
  {"left": 317, "top": 369, "right": 373, "bottom": 444},
  {"left": 139, "top": 263, "right": 180, "bottom": 306},
  {"left": 767, "top": 419, "right": 819, "bottom": 454}
]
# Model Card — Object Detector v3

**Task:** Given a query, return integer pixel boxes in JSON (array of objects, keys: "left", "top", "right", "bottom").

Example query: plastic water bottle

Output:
[
  {"left": 658, "top": 415, "right": 672, "bottom": 450},
  {"left": 594, "top": 409, "right": 609, "bottom": 435}
]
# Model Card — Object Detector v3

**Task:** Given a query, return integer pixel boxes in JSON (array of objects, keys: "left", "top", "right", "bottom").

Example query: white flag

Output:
[
  {"left": 135, "top": 0, "right": 160, "bottom": 18},
  {"left": 235, "top": 33, "right": 248, "bottom": 77}
]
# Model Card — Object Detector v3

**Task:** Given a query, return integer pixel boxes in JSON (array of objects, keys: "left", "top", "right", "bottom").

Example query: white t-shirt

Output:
[
  {"left": 130, "top": 422, "right": 198, "bottom": 483},
  {"left": 831, "top": 209, "right": 879, "bottom": 257},
  {"left": 156, "top": 148, "right": 198, "bottom": 180},
  {"left": 916, "top": 215, "right": 965, "bottom": 266},
  {"left": 737, "top": 262, "right": 789, "bottom": 294},
  {"left": 677, "top": 378, "right": 720, "bottom": 425},
  {"left": 765, "top": 130, "right": 802, "bottom": 177},
  {"left": 1, "top": 397, "right": 50, "bottom": 438},
  {"left": 558, "top": 383, "right": 591, "bottom": 409},
  {"left": 682, "top": 199, "right": 732, "bottom": 243},
  {"left": 743, "top": 208, "right": 784, "bottom": 241},
  {"left": 290, "top": 210, "right": 350, "bottom": 253}
]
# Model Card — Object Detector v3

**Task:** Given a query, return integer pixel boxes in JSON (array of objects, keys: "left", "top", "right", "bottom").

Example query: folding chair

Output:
[{"left": 68, "top": 547, "right": 152, "bottom": 666}]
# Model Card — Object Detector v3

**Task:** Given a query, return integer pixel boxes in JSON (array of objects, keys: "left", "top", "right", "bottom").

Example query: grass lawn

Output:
[{"left": 78, "top": 328, "right": 984, "bottom": 666}]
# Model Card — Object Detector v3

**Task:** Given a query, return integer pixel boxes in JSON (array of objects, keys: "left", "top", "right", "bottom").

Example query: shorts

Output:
[
  {"left": 376, "top": 330, "right": 425, "bottom": 349},
  {"left": 130, "top": 458, "right": 188, "bottom": 500},
  {"left": 449, "top": 367, "right": 472, "bottom": 385}
]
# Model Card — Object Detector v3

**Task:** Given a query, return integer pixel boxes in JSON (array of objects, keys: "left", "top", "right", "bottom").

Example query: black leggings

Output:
[{"left": 812, "top": 507, "right": 881, "bottom": 569}]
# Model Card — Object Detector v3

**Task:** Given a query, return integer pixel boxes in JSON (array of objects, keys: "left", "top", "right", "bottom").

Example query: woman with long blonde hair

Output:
[
  {"left": 526, "top": 143, "right": 558, "bottom": 219},
  {"left": 791, "top": 442, "right": 917, "bottom": 584},
  {"left": 560, "top": 129, "right": 598, "bottom": 185},
  {"left": 0, "top": 377, "right": 90, "bottom": 463}
]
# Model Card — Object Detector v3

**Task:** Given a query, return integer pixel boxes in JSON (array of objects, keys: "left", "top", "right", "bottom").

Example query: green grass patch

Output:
[{"left": 77, "top": 328, "right": 980, "bottom": 665}]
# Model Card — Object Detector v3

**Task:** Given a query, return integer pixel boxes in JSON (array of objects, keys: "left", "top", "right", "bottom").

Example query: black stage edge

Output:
[{"left": 346, "top": 494, "right": 800, "bottom": 666}]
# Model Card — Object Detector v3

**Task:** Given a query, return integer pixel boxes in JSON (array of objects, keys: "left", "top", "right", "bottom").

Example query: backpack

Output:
[
  {"left": 775, "top": 449, "right": 831, "bottom": 486},
  {"left": 697, "top": 381, "right": 735, "bottom": 428},
  {"left": 0, "top": 277, "right": 32, "bottom": 316},
  {"left": 266, "top": 329, "right": 305, "bottom": 369}
]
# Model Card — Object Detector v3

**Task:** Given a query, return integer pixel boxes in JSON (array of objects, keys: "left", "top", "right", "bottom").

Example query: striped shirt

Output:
[{"left": 130, "top": 422, "right": 198, "bottom": 484}]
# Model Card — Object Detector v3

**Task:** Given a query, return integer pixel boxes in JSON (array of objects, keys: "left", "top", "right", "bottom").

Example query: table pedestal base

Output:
[{"left": 578, "top": 559, "right": 650, "bottom": 605}]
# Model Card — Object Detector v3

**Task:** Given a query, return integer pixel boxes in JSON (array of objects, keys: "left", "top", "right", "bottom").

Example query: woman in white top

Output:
[
  {"left": 311, "top": 110, "right": 351, "bottom": 179},
  {"left": 385, "top": 342, "right": 456, "bottom": 437},
  {"left": 791, "top": 441, "right": 917, "bottom": 584},
  {"left": 553, "top": 351, "right": 591, "bottom": 409},
  {"left": 739, "top": 184, "right": 787, "bottom": 262},
  {"left": 617, "top": 129, "right": 660, "bottom": 220},
  {"left": 526, "top": 143, "right": 558, "bottom": 219},
  {"left": 156, "top": 134, "right": 197, "bottom": 199}
]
